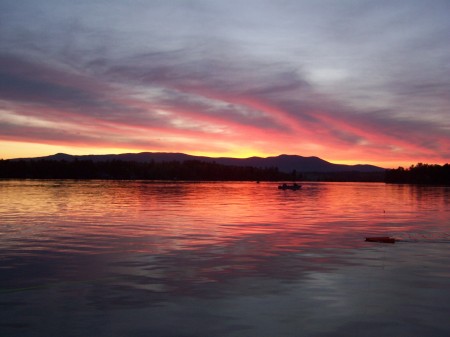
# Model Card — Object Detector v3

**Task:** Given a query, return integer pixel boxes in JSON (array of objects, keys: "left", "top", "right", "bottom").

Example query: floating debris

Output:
[{"left": 365, "top": 236, "right": 398, "bottom": 244}]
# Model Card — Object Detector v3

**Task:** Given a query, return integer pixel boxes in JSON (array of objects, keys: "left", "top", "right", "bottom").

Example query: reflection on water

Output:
[{"left": 1, "top": 181, "right": 450, "bottom": 336}]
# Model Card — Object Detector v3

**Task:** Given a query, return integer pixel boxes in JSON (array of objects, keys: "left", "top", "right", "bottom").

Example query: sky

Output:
[{"left": 1, "top": 0, "right": 449, "bottom": 167}]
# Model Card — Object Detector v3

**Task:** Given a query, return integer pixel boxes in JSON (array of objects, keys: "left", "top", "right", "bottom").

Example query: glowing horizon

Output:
[
  {"left": 2, "top": 139, "right": 442, "bottom": 170},
  {"left": 1, "top": 1, "right": 449, "bottom": 169}
]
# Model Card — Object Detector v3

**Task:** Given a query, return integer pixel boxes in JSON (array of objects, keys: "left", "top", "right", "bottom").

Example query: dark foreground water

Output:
[{"left": 1, "top": 180, "right": 450, "bottom": 337}]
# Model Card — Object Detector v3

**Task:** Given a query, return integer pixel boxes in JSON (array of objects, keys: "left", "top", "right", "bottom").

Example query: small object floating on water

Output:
[
  {"left": 278, "top": 183, "right": 301, "bottom": 190},
  {"left": 365, "top": 236, "right": 398, "bottom": 243}
]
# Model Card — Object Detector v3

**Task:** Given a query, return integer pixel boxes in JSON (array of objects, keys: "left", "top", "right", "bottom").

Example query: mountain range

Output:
[{"left": 15, "top": 152, "right": 385, "bottom": 173}]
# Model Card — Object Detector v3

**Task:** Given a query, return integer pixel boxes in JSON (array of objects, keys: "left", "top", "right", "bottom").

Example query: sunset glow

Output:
[{"left": 1, "top": 1, "right": 449, "bottom": 168}]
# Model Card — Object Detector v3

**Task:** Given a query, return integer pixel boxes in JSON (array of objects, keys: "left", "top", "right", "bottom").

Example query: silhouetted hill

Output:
[{"left": 13, "top": 152, "right": 384, "bottom": 173}]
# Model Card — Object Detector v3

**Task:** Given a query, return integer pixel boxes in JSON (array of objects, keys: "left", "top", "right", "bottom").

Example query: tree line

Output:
[
  {"left": 4, "top": 159, "right": 447, "bottom": 183},
  {"left": 0, "top": 159, "right": 294, "bottom": 181},
  {"left": 385, "top": 163, "right": 450, "bottom": 185}
]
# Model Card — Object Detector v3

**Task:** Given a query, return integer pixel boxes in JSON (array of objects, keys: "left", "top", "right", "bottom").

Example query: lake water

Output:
[{"left": 1, "top": 180, "right": 450, "bottom": 337}]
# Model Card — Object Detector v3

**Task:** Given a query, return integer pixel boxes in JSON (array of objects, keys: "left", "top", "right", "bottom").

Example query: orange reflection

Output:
[
  {"left": 2, "top": 181, "right": 448, "bottom": 257},
  {"left": 2, "top": 180, "right": 450, "bottom": 289}
]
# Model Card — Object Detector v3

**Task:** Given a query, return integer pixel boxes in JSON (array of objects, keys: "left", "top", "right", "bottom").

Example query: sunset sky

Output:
[{"left": 1, "top": 0, "right": 449, "bottom": 168}]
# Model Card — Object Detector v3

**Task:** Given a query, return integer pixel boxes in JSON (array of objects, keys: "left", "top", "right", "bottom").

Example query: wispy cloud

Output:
[{"left": 1, "top": 0, "right": 449, "bottom": 166}]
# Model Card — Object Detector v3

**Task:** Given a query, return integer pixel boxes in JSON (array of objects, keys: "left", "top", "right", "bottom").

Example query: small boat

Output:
[
  {"left": 278, "top": 183, "right": 301, "bottom": 190},
  {"left": 365, "top": 236, "right": 398, "bottom": 243}
]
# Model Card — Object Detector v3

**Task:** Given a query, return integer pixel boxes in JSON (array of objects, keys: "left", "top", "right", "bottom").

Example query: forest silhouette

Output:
[
  {"left": 0, "top": 159, "right": 292, "bottom": 181},
  {"left": 385, "top": 163, "right": 450, "bottom": 184},
  {"left": 1, "top": 159, "right": 449, "bottom": 184}
]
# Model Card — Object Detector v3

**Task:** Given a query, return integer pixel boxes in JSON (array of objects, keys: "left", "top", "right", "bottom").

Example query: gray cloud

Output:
[
  {"left": 1, "top": 0, "right": 449, "bottom": 163},
  {"left": 0, "top": 69, "right": 93, "bottom": 108}
]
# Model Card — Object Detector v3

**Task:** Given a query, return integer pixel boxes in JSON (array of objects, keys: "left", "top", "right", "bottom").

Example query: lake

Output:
[{"left": 1, "top": 180, "right": 450, "bottom": 336}]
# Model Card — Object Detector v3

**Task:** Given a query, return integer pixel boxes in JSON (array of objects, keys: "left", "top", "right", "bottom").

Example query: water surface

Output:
[{"left": 1, "top": 181, "right": 450, "bottom": 336}]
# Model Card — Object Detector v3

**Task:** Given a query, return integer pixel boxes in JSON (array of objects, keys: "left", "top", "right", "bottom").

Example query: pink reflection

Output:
[{"left": 2, "top": 181, "right": 448, "bottom": 258}]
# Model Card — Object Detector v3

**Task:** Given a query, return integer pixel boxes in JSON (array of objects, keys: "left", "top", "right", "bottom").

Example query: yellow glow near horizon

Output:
[
  {"left": 1, "top": 141, "right": 273, "bottom": 161},
  {"left": 0, "top": 140, "right": 425, "bottom": 169},
  {"left": 189, "top": 147, "right": 273, "bottom": 159},
  {"left": 0, "top": 141, "right": 145, "bottom": 160}
]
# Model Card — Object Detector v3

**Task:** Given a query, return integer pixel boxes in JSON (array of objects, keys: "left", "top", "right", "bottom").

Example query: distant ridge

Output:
[{"left": 13, "top": 152, "right": 385, "bottom": 173}]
